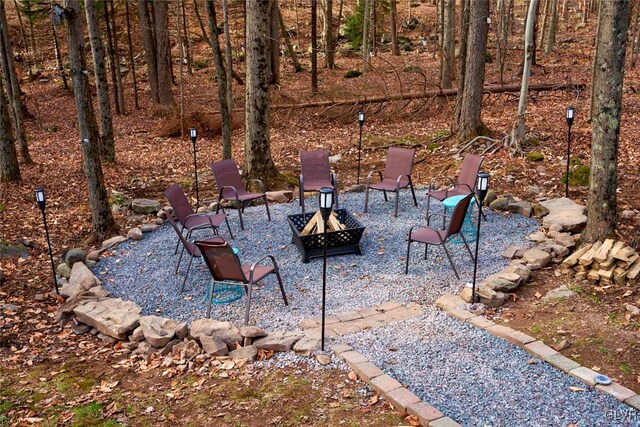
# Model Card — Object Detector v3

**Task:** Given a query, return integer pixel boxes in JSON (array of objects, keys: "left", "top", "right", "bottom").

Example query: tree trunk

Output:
[
  {"left": 177, "top": 0, "right": 185, "bottom": 138},
  {"left": 440, "top": 0, "right": 455, "bottom": 88},
  {"left": 362, "top": 0, "right": 371, "bottom": 76},
  {"left": 51, "top": 22, "right": 69, "bottom": 90},
  {"left": 222, "top": 0, "right": 233, "bottom": 125},
  {"left": 245, "top": 0, "right": 279, "bottom": 184},
  {"left": 390, "top": 0, "right": 400, "bottom": 55},
  {"left": 311, "top": 0, "right": 318, "bottom": 92},
  {"left": 324, "top": 0, "right": 334, "bottom": 68},
  {"left": 583, "top": 0, "right": 630, "bottom": 242},
  {"left": 496, "top": 0, "right": 507, "bottom": 84},
  {"left": 181, "top": 0, "right": 193, "bottom": 74},
  {"left": 455, "top": 0, "right": 489, "bottom": 141},
  {"left": 108, "top": 0, "right": 125, "bottom": 114},
  {"left": 278, "top": 5, "right": 303, "bottom": 72},
  {"left": 154, "top": 0, "right": 174, "bottom": 105},
  {"left": 508, "top": 0, "right": 538, "bottom": 155},
  {"left": 11, "top": 0, "right": 27, "bottom": 51},
  {"left": 138, "top": 0, "right": 159, "bottom": 103},
  {"left": 538, "top": 0, "right": 549, "bottom": 47},
  {"left": 453, "top": 0, "right": 470, "bottom": 130},
  {"left": 545, "top": 0, "right": 557, "bottom": 53},
  {"left": 206, "top": 0, "right": 232, "bottom": 160},
  {"left": 125, "top": 1, "right": 139, "bottom": 109},
  {"left": 103, "top": 1, "right": 121, "bottom": 114},
  {"left": 85, "top": 0, "right": 115, "bottom": 163},
  {"left": 193, "top": 0, "right": 212, "bottom": 45},
  {"left": 269, "top": 1, "right": 280, "bottom": 85},
  {"left": 0, "top": 0, "right": 31, "bottom": 164},
  {"left": 63, "top": 0, "right": 118, "bottom": 241},
  {"left": 0, "top": 77, "right": 20, "bottom": 182}
]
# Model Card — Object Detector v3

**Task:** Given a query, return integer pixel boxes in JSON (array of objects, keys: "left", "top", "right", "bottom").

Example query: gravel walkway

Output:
[
  {"left": 95, "top": 189, "right": 537, "bottom": 330},
  {"left": 343, "top": 312, "right": 638, "bottom": 426}
]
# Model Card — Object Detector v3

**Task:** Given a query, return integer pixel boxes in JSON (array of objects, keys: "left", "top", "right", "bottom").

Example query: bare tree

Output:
[
  {"left": 439, "top": 0, "right": 455, "bottom": 88},
  {"left": 244, "top": 0, "right": 280, "bottom": 185},
  {"left": 63, "top": 0, "right": 118, "bottom": 241},
  {"left": 390, "top": 0, "right": 400, "bottom": 55},
  {"left": 583, "top": 0, "right": 631, "bottom": 242},
  {"left": 138, "top": 0, "right": 159, "bottom": 103},
  {"left": 324, "top": 0, "right": 335, "bottom": 68},
  {"left": 85, "top": 0, "right": 115, "bottom": 162},
  {"left": 311, "top": 0, "right": 318, "bottom": 92},
  {"left": 0, "top": 77, "right": 20, "bottom": 182},
  {"left": 154, "top": 0, "right": 174, "bottom": 105},
  {"left": 124, "top": 1, "right": 139, "bottom": 109},
  {"left": 545, "top": 0, "right": 558, "bottom": 53}
]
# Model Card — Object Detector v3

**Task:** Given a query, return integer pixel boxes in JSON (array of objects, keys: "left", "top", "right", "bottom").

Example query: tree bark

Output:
[
  {"left": 278, "top": 4, "right": 303, "bottom": 72},
  {"left": 496, "top": 0, "right": 507, "bottom": 84},
  {"left": 583, "top": 0, "right": 630, "bottom": 242},
  {"left": 63, "top": 0, "right": 118, "bottom": 241},
  {"left": 269, "top": 1, "right": 280, "bottom": 85},
  {"left": 440, "top": 0, "right": 455, "bottom": 88},
  {"left": 193, "top": 0, "right": 212, "bottom": 45},
  {"left": 245, "top": 0, "right": 279, "bottom": 184},
  {"left": 108, "top": 0, "right": 125, "bottom": 114},
  {"left": 455, "top": 0, "right": 489, "bottom": 141},
  {"left": 103, "top": 1, "right": 121, "bottom": 114},
  {"left": 545, "top": 0, "right": 558, "bottom": 53},
  {"left": 125, "top": 1, "right": 139, "bottom": 109},
  {"left": 85, "top": 0, "right": 115, "bottom": 163},
  {"left": 390, "top": 0, "right": 400, "bottom": 55},
  {"left": 206, "top": 0, "right": 232, "bottom": 160},
  {"left": 0, "top": 0, "right": 31, "bottom": 164},
  {"left": 453, "top": 0, "right": 470, "bottom": 130},
  {"left": 0, "top": 77, "right": 20, "bottom": 182},
  {"left": 324, "top": 0, "right": 335, "bottom": 68},
  {"left": 154, "top": 0, "right": 174, "bottom": 105},
  {"left": 222, "top": 0, "right": 233, "bottom": 125},
  {"left": 138, "top": 0, "right": 159, "bottom": 103},
  {"left": 51, "top": 21, "right": 69, "bottom": 90},
  {"left": 311, "top": 0, "right": 318, "bottom": 92},
  {"left": 362, "top": 0, "right": 371, "bottom": 76}
]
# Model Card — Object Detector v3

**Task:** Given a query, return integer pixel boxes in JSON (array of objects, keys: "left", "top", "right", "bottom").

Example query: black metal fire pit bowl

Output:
[{"left": 287, "top": 209, "right": 365, "bottom": 263}]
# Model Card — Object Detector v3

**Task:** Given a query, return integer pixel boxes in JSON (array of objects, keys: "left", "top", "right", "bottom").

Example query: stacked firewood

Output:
[
  {"left": 300, "top": 211, "right": 346, "bottom": 236},
  {"left": 562, "top": 239, "right": 640, "bottom": 285}
]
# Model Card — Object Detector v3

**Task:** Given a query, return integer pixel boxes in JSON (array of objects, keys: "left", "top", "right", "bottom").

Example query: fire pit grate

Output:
[{"left": 287, "top": 209, "right": 365, "bottom": 263}]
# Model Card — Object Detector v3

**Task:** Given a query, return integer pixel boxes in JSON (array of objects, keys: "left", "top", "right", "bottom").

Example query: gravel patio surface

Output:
[{"left": 95, "top": 189, "right": 536, "bottom": 330}]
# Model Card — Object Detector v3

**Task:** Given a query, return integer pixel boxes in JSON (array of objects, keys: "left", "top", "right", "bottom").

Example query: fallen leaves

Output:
[{"left": 568, "top": 386, "right": 587, "bottom": 392}]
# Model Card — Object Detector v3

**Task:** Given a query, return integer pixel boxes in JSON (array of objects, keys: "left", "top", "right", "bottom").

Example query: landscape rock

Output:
[
  {"left": 200, "top": 336, "right": 229, "bottom": 356},
  {"left": 87, "top": 250, "right": 103, "bottom": 261},
  {"left": 483, "top": 190, "right": 498, "bottom": 206},
  {"left": 127, "top": 227, "right": 144, "bottom": 241},
  {"left": 522, "top": 248, "right": 552, "bottom": 268},
  {"left": 56, "top": 263, "right": 72, "bottom": 279},
  {"left": 131, "top": 199, "right": 161, "bottom": 214},
  {"left": 69, "top": 262, "right": 101, "bottom": 291},
  {"left": 550, "top": 244, "right": 570, "bottom": 258},
  {"left": 160, "top": 339, "right": 181, "bottom": 356},
  {"left": 505, "top": 263, "right": 531, "bottom": 284},
  {"left": 532, "top": 204, "right": 550, "bottom": 218},
  {"left": 554, "top": 233, "right": 576, "bottom": 249},
  {"left": 489, "top": 196, "right": 514, "bottom": 211},
  {"left": 293, "top": 331, "right": 321, "bottom": 356},
  {"left": 345, "top": 184, "right": 367, "bottom": 193},
  {"left": 266, "top": 190, "right": 294, "bottom": 203},
  {"left": 65, "top": 248, "right": 86, "bottom": 268},
  {"left": 139, "top": 315, "right": 188, "bottom": 348},
  {"left": 71, "top": 322, "right": 91, "bottom": 335},
  {"left": 507, "top": 200, "right": 532, "bottom": 217},
  {"left": 625, "top": 304, "right": 640, "bottom": 317},
  {"left": 130, "top": 326, "right": 145, "bottom": 342},
  {"left": 540, "top": 198, "right": 587, "bottom": 232},
  {"left": 73, "top": 298, "right": 142, "bottom": 341},
  {"left": 460, "top": 285, "right": 507, "bottom": 308},
  {"left": 133, "top": 342, "right": 154, "bottom": 357},
  {"left": 239, "top": 326, "right": 267, "bottom": 338},
  {"left": 316, "top": 354, "right": 332, "bottom": 365},
  {"left": 485, "top": 277, "right": 520, "bottom": 292},
  {"left": 172, "top": 339, "right": 201, "bottom": 360},
  {"left": 229, "top": 345, "right": 258, "bottom": 361},
  {"left": 140, "top": 224, "right": 161, "bottom": 233},
  {"left": 543, "top": 285, "right": 577, "bottom": 300},
  {"left": 253, "top": 331, "right": 304, "bottom": 352},
  {"left": 101, "top": 235, "right": 127, "bottom": 250},
  {"left": 189, "top": 318, "right": 242, "bottom": 349},
  {"left": 502, "top": 246, "right": 524, "bottom": 259},
  {"left": 527, "top": 231, "right": 547, "bottom": 243},
  {"left": 0, "top": 242, "right": 29, "bottom": 259}
]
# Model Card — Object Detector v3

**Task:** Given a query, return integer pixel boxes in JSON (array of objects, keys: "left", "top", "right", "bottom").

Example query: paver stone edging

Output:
[
  {"left": 435, "top": 294, "right": 640, "bottom": 411},
  {"left": 330, "top": 343, "right": 461, "bottom": 427}
]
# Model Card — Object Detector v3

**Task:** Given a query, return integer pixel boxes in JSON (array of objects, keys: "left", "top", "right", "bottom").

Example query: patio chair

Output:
[
  {"left": 210, "top": 159, "right": 271, "bottom": 230},
  {"left": 164, "top": 209, "right": 201, "bottom": 293},
  {"left": 299, "top": 150, "right": 339, "bottom": 215},
  {"left": 363, "top": 147, "right": 418, "bottom": 217},
  {"left": 405, "top": 193, "right": 475, "bottom": 279},
  {"left": 425, "top": 153, "right": 484, "bottom": 223},
  {"left": 195, "top": 236, "right": 288, "bottom": 325},
  {"left": 164, "top": 183, "right": 233, "bottom": 256}
]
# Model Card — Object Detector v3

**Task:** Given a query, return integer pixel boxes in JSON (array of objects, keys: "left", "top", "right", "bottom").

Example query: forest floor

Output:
[{"left": 1, "top": 1, "right": 640, "bottom": 425}]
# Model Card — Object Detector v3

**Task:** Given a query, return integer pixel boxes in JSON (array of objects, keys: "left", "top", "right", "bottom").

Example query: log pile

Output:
[
  {"left": 300, "top": 211, "right": 346, "bottom": 236},
  {"left": 562, "top": 239, "right": 640, "bottom": 285}
]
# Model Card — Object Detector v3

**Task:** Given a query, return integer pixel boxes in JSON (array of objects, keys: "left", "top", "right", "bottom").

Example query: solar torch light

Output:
[
  {"left": 357, "top": 110, "right": 365, "bottom": 185},
  {"left": 319, "top": 187, "right": 334, "bottom": 351},
  {"left": 565, "top": 106, "right": 575, "bottom": 198},
  {"left": 190, "top": 127, "right": 200, "bottom": 207},
  {"left": 470, "top": 172, "right": 490, "bottom": 304},
  {"left": 35, "top": 187, "right": 59, "bottom": 295}
]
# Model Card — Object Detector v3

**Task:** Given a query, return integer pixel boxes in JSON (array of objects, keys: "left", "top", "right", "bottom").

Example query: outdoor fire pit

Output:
[{"left": 287, "top": 209, "right": 365, "bottom": 263}]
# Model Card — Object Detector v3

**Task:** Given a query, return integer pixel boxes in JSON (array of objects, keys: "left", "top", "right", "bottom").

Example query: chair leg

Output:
[
  {"left": 410, "top": 183, "right": 418, "bottom": 207},
  {"left": 424, "top": 243, "right": 429, "bottom": 260},
  {"left": 394, "top": 191, "right": 399, "bottom": 218},
  {"left": 460, "top": 233, "right": 475, "bottom": 263},
  {"left": 176, "top": 246, "right": 186, "bottom": 274},
  {"left": 383, "top": 190, "right": 388, "bottom": 202},
  {"left": 334, "top": 187, "right": 339, "bottom": 208},
  {"left": 207, "top": 281, "right": 215, "bottom": 318},
  {"left": 225, "top": 217, "right": 234, "bottom": 240},
  {"left": 441, "top": 244, "right": 460, "bottom": 280},
  {"left": 238, "top": 200, "right": 245, "bottom": 230},
  {"left": 264, "top": 197, "right": 272, "bottom": 221},
  {"left": 244, "top": 285, "right": 253, "bottom": 325},
  {"left": 405, "top": 239, "right": 412, "bottom": 274},
  {"left": 174, "top": 225, "right": 186, "bottom": 254},
  {"left": 301, "top": 191, "right": 306, "bottom": 215},
  {"left": 180, "top": 255, "right": 194, "bottom": 293},
  {"left": 274, "top": 270, "right": 288, "bottom": 305},
  {"left": 364, "top": 186, "right": 370, "bottom": 213},
  {"left": 426, "top": 196, "right": 432, "bottom": 225}
]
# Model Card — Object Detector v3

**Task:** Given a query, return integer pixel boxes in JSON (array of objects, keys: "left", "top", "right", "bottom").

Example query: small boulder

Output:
[
  {"left": 502, "top": 246, "right": 524, "bottom": 260},
  {"left": 173, "top": 339, "right": 201, "bottom": 360},
  {"left": 87, "top": 250, "right": 103, "bottom": 261},
  {"left": 550, "top": 244, "right": 570, "bottom": 258},
  {"left": 139, "top": 315, "right": 188, "bottom": 348},
  {"left": 293, "top": 331, "right": 321, "bottom": 356},
  {"left": 507, "top": 200, "right": 532, "bottom": 217},
  {"left": 483, "top": 190, "right": 498, "bottom": 206},
  {"left": 130, "top": 325, "right": 145, "bottom": 342},
  {"left": 56, "top": 263, "right": 72, "bottom": 279},
  {"left": 485, "top": 277, "right": 519, "bottom": 292},
  {"left": 540, "top": 198, "right": 587, "bottom": 232},
  {"left": 102, "top": 235, "right": 127, "bottom": 250},
  {"left": 522, "top": 248, "right": 552, "bottom": 268},
  {"left": 200, "top": 336, "right": 229, "bottom": 356},
  {"left": 527, "top": 231, "right": 547, "bottom": 243},
  {"left": 253, "top": 331, "right": 304, "bottom": 352},
  {"left": 127, "top": 228, "right": 144, "bottom": 241},
  {"left": 65, "top": 248, "right": 86, "bottom": 268},
  {"left": 554, "top": 233, "right": 576, "bottom": 249},
  {"left": 266, "top": 190, "right": 294, "bottom": 203},
  {"left": 532, "top": 204, "right": 550, "bottom": 218},
  {"left": 489, "top": 196, "right": 514, "bottom": 211},
  {"left": 69, "top": 262, "right": 101, "bottom": 291},
  {"left": 506, "top": 263, "right": 532, "bottom": 283},
  {"left": 229, "top": 345, "right": 258, "bottom": 361},
  {"left": 625, "top": 305, "right": 640, "bottom": 317},
  {"left": 73, "top": 298, "right": 142, "bottom": 341},
  {"left": 190, "top": 318, "right": 242, "bottom": 349},
  {"left": 160, "top": 339, "right": 182, "bottom": 356},
  {"left": 543, "top": 285, "right": 577, "bottom": 300},
  {"left": 140, "top": 224, "right": 161, "bottom": 233},
  {"left": 239, "top": 326, "right": 267, "bottom": 338},
  {"left": 131, "top": 199, "right": 161, "bottom": 214}
]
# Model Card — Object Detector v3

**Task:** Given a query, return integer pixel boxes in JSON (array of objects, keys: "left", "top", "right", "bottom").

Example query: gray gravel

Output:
[
  {"left": 343, "top": 312, "right": 639, "bottom": 427},
  {"left": 95, "top": 189, "right": 536, "bottom": 330}
]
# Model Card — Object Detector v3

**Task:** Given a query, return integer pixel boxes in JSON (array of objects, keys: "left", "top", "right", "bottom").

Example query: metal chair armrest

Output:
[
  {"left": 366, "top": 169, "right": 383, "bottom": 185},
  {"left": 248, "top": 255, "right": 279, "bottom": 283},
  {"left": 249, "top": 179, "right": 267, "bottom": 194},
  {"left": 395, "top": 173, "right": 411, "bottom": 189},
  {"left": 218, "top": 185, "right": 239, "bottom": 202}
]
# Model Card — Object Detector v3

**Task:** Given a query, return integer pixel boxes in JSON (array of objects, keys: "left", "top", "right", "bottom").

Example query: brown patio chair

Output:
[
  {"left": 425, "top": 153, "right": 484, "bottom": 223},
  {"left": 405, "top": 193, "right": 475, "bottom": 279},
  {"left": 364, "top": 147, "right": 418, "bottom": 217},
  {"left": 195, "top": 236, "right": 288, "bottom": 325},
  {"left": 164, "top": 209, "right": 201, "bottom": 293},
  {"left": 210, "top": 159, "right": 271, "bottom": 230},
  {"left": 164, "top": 183, "right": 233, "bottom": 257},
  {"left": 299, "top": 150, "right": 339, "bottom": 214}
]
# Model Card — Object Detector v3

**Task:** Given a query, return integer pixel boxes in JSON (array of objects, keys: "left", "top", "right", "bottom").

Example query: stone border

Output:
[
  {"left": 435, "top": 294, "right": 640, "bottom": 412},
  {"left": 331, "top": 343, "right": 460, "bottom": 426}
]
